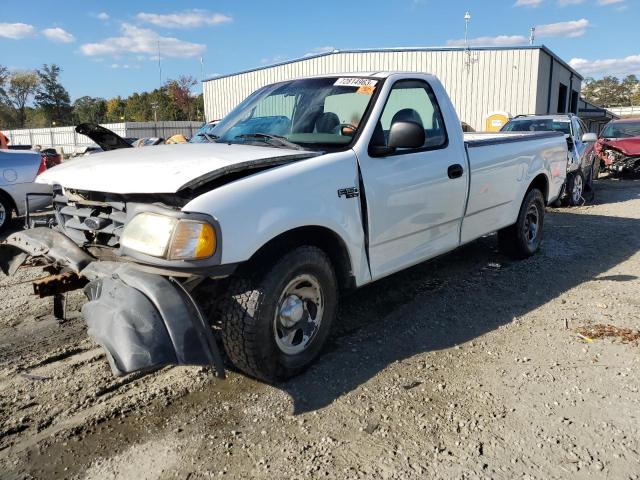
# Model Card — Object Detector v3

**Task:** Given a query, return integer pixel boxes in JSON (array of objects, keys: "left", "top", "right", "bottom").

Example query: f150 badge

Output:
[{"left": 337, "top": 187, "right": 359, "bottom": 198}]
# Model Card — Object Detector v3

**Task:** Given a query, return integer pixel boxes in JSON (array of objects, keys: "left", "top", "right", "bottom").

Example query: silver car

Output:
[
  {"left": 0, "top": 150, "right": 53, "bottom": 233},
  {"left": 501, "top": 114, "right": 598, "bottom": 206}
]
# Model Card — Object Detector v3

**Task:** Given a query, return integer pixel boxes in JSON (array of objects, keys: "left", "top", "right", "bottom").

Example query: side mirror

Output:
[
  {"left": 566, "top": 136, "right": 575, "bottom": 151},
  {"left": 582, "top": 132, "right": 597, "bottom": 143},
  {"left": 368, "top": 121, "right": 425, "bottom": 157},
  {"left": 388, "top": 121, "right": 426, "bottom": 149}
]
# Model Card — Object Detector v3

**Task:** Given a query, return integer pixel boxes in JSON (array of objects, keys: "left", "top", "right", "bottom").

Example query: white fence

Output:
[
  {"left": 606, "top": 106, "right": 640, "bottom": 117},
  {"left": 1, "top": 121, "right": 203, "bottom": 154}
]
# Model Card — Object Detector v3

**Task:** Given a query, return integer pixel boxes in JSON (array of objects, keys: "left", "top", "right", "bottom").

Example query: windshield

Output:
[
  {"left": 601, "top": 121, "right": 640, "bottom": 139},
  {"left": 190, "top": 122, "right": 219, "bottom": 143},
  {"left": 203, "top": 77, "right": 380, "bottom": 149},
  {"left": 502, "top": 119, "right": 571, "bottom": 135}
]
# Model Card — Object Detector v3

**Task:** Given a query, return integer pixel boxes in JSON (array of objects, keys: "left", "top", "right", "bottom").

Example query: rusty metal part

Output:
[{"left": 33, "top": 272, "right": 89, "bottom": 298}]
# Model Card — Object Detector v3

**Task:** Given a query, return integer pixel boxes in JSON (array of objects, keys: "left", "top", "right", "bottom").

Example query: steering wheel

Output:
[{"left": 339, "top": 123, "right": 358, "bottom": 136}]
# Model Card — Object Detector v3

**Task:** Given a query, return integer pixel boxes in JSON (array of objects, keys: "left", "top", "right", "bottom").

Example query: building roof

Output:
[{"left": 204, "top": 44, "right": 583, "bottom": 83}]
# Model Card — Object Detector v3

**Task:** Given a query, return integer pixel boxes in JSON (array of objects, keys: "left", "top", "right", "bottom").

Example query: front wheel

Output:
[
  {"left": 498, "top": 188, "right": 545, "bottom": 259},
  {"left": 565, "top": 171, "right": 584, "bottom": 206},
  {"left": 220, "top": 246, "right": 337, "bottom": 382},
  {"left": 0, "top": 194, "right": 13, "bottom": 234}
]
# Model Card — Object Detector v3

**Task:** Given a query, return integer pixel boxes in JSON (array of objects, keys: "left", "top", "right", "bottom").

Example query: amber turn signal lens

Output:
[{"left": 169, "top": 221, "right": 216, "bottom": 260}]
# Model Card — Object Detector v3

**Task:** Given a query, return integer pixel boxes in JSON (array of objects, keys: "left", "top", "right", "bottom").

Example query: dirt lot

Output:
[{"left": 1, "top": 178, "right": 639, "bottom": 480}]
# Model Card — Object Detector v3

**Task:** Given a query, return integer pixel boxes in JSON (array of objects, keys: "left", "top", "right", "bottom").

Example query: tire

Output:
[
  {"left": 220, "top": 246, "right": 337, "bottom": 382},
  {"left": 0, "top": 194, "right": 13, "bottom": 234},
  {"left": 498, "top": 188, "right": 545, "bottom": 259},
  {"left": 591, "top": 156, "right": 601, "bottom": 181},
  {"left": 565, "top": 170, "right": 584, "bottom": 206}
]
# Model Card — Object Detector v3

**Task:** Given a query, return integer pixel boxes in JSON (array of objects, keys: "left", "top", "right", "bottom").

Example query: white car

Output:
[
  {"left": 0, "top": 149, "right": 53, "bottom": 233},
  {"left": 1, "top": 72, "right": 568, "bottom": 382}
]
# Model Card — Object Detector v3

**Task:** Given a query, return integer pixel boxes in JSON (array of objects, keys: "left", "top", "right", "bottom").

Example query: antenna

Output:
[
  {"left": 157, "top": 40, "right": 162, "bottom": 89},
  {"left": 529, "top": 27, "right": 536, "bottom": 45},
  {"left": 464, "top": 11, "right": 471, "bottom": 50}
]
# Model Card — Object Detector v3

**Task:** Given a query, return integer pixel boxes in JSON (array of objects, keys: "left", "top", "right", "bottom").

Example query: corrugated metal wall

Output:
[
  {"left": 1, "top": 121, "right": 203, "bottom": 153},
  {"left": 203, "top": 48, "right": 545, "bottom": 131}
]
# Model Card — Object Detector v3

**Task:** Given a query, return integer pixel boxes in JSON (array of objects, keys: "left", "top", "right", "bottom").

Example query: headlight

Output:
[{"left": 120, "top": 213, "right": 216, "bottom": 260}]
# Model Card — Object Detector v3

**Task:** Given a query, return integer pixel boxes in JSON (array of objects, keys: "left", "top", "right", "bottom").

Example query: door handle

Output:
[{"left": 447, "top": 164, "right": 464, "bottom": 179}]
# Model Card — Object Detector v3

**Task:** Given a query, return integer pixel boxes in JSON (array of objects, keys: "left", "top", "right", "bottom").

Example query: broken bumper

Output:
[{"left": 0, "top": 228, "right": 225, "bottom": 378}]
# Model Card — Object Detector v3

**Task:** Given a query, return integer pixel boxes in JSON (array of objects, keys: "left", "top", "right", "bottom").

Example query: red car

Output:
[{"left": 595, "top": 118, "right": 640, "bottom": 177}]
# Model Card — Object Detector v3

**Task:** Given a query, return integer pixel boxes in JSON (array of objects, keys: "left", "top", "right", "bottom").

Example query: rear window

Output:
[{"left": 502, "top": 119, "right": 571, "bottom": 135}]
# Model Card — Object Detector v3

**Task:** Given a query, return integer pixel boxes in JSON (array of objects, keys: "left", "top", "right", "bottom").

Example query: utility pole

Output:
[
  {"left": 464, "top": 11, "right": 475, "bottom": 70},
  {"left": 151, "top": 102, "right": 158, "bottom": 123}
]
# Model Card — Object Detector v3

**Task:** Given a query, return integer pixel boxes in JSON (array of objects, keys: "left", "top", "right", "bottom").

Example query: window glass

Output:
[
  {"left": 207, "top": 77, "right": 379, "bottom": 149},
  {"left": 573, "top": 119, "right": 583, "bottom": 139},
  {"left": 375, "top": 80, "right": 447, "bottom": 150},
  {"left": 324, "top": 93, "right": 371, "bottom": 129},
  {"left": 501, "top": 119, "right": 571, "bottom": 135},
  {"left": 579, "top": 119, "right": 589, "bottom": 136},
  {"left": 601, "top": 121, "right": 640, "bottom": 138}
]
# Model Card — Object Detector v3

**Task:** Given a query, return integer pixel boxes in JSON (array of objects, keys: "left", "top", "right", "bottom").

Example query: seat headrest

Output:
[
  {"left": 391, "top": 108, "right": 423, "bottom": 128},
  {"left": 316, "top": 112, "right": 340, "bottom": 133}
]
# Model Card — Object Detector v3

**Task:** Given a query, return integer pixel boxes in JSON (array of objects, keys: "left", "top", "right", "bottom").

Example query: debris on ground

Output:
[{"left": 576, "top": 324, "right": 640, "bottom": 344}]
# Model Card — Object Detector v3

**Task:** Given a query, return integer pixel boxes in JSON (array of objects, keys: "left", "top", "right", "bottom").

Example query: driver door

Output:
[{"left": 357, "top": 79, "right": 468, "bottom": 280}]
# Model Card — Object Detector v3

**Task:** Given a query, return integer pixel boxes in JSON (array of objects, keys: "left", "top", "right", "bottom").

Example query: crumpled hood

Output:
[
  {"left": 37, "top": 143, "right": 318, "bottom": 194},
  {"left": 596, "top": 137, "right": 640, "bottom": 156}
]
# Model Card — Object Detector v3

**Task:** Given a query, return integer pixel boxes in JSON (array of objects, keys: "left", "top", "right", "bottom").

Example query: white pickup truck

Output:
[{"left": 0, "top": 73, "right": 567, "bottom": 382}]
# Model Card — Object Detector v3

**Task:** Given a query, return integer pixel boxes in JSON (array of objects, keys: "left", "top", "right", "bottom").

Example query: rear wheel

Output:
[
  {"left": 0, "top": 194, "right": 13, "bottom": 234},
  {"left": 220, "top": 246, "right": 337, "bottom": 382},
  {"left": 498, "top": 189, "right": 545, "bottom": 259}
]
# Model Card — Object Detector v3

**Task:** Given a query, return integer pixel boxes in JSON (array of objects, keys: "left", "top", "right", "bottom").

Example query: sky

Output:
[{"left": 0, "top": 0, "right": 638, "bottom": 101}]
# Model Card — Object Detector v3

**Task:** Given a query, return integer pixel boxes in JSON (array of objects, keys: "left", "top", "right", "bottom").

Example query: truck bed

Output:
[
  {"left": 463, "top": 131, "right": 565, "bottom": 147},
  {"left": 459, "top": 130, "right": 568, "bottom": 245}
]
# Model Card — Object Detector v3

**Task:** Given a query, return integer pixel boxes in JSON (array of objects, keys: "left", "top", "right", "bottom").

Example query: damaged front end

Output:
[
  {"left": 596, "top": 140, "right": 640, "bottom": 177},
  {"left": 0, "top": 193, "right": 226, "bottom": 379},
  {"left": 602, "top": 148, "right": 640, "bottom": 176}
]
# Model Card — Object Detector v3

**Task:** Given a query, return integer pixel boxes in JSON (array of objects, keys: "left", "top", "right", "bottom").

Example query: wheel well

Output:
[
  {"left": 527, "top": 174, "right": 549, "bottom": 204},
  {"left": 239, "top": 226, "right": 355, "bottom": 292},
  {"left": 0, "top": 189, "right": 17, "bottom": 214}
]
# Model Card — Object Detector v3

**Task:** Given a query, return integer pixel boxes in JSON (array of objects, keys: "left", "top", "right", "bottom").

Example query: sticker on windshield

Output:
[
  {"left": 334, "top": 78, "right": 378, "bottom": 88},
  {"left": 356, "top": 85, "right": 376, "bottom": 95}
]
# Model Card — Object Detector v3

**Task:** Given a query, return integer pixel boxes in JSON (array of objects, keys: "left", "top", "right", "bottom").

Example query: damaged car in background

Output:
[
  {"left": 0, "top": 73, "right": 568, "bottom": 383},
  {"left": 595, "top": 118, "right": 640, "bottom": 177}
]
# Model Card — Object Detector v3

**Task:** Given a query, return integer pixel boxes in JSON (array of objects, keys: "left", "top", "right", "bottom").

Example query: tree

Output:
[
  {"left": 165, "top": 75, "right": 197, "bottom": 120},
  {"left": 105, "top": 97, "right": 126, "bottom": 122},
  {"left": 35, "top": 64, "right": 72, "bottom": 125},
  {"left": 5, "top": 71, "right": 39, "bottom": 127},
  {"left": 581, "top": 75, "right": 639, "bottom": 108},
  {"left": 73, "top": 96, "right": 107, "bottom": 124},
  {"left": 621, "top": 75, "right": 639, "bottom": 106},
  {"left": 0, "top": 64, "right": 9, "bottom": 100}
]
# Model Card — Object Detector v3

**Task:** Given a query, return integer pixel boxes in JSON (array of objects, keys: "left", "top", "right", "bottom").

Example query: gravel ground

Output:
[{"left": 1, "top": 178, "right": 639, "bottom": 480}]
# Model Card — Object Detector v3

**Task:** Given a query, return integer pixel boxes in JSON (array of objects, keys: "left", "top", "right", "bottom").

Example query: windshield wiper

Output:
[
  {"left": 234, "top": 133, "right": 306, "bottom": 151},
  {"left": 196, "top": 132, "right": 219, "bottom": 143}
]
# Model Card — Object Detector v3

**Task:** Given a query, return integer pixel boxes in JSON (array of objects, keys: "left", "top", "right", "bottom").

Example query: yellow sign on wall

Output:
[{"left": 485, "top": 112, "right": 511, "bottom": 132}]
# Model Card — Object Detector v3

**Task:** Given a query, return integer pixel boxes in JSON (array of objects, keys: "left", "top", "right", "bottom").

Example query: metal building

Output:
[{"left": 203, "top": 45, "right": 583, "bottom": 132}]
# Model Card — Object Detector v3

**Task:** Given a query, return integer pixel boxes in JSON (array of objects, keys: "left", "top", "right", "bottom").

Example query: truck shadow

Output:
[{"left": 278, "top": 201, "right": 640, "bottom": 414}]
